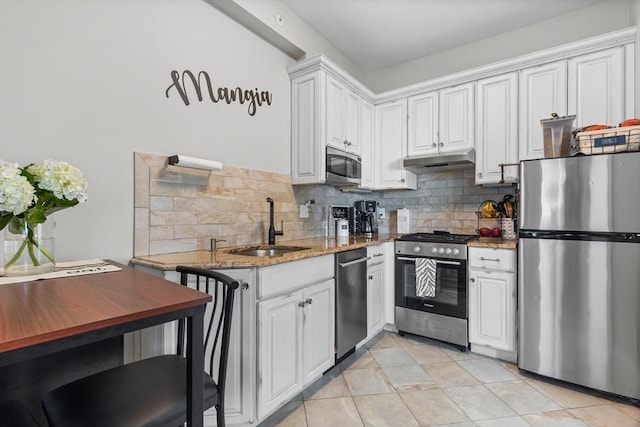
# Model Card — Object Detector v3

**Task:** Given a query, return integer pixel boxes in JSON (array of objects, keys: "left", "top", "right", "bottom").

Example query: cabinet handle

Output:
[
  {"left": 477, "top": 173, "right": 483, "bottom": 178},
  {"left": 369, "top": 275, "right": 374, "bottom": 280},
  {"left": 373, "top": 253, "right": 384, "bottom": 257},
  {"left": 305, "top": 298, "right": 313, "bottom": 305},
  {"left": 400, "top": 178, "right": 405, "bottom": 183},
  {"left": 298, "top": 301, "right": 306, "bottom": 307},
  {"left": 470, "top": 278, "right": 475, "bottom": 283},
  {"left": 431, "top": 143, "right": 437, "bottom": 148},
  {"left": 439, "top": 142, "right": 444, "bottom": 147},
  {"left": 480, "top": 257, "right": 500, "bottom": 262}
]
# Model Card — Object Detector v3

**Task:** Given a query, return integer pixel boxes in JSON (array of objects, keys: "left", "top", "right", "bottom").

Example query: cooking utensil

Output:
[{"left": 502, "top": 195, "right": 515, "bottom": 218}]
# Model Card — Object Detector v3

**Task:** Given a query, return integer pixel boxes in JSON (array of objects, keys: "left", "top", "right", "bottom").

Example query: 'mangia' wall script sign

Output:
[{"left": 165, "top": 70, "right": 273, "bottom": 117}]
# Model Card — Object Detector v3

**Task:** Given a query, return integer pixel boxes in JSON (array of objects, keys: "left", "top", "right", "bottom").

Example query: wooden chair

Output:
[{"left": 41, "top": 266, "right": 239, "bottom": 427}]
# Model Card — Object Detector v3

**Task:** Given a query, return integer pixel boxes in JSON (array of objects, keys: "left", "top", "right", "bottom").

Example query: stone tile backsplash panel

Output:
[{"left": 134, "top": 152, "right": 515, "bottom": 256}]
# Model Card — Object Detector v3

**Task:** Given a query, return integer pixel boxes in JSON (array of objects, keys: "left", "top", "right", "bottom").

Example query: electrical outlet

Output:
[
  {"left": 378, "top": 207, "right": 386, "bottom": 220},
  {"left": 299, "top": 204, "right": 309, "bottom": 218}
]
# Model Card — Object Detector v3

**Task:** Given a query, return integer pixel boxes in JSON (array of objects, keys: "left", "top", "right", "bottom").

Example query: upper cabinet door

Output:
[
  {"left": 439, "top": 83, "right": 474, "bottom": 154},
  {"left": 568, "top": 47, "right": 624, "bottom": 128},
  {"left": 326, "top": 74, "right": 346, "bottom": 150},
  {"left": 518, "top": 61, "right": 568, "bottom": 161},
  {"left": 326, "top": 74, "right": 361, "bottom": 154},
  {"left": 291, "top": 71, "right": 324, "bottom": 184},
  {"left": 360, "top": 100, "right": 375, "bottom": 189},
  {"left": 407, "top": 91, "right": 439, "bottom": 157},
  {"left": 345, "top": 90, "right": 362, "bottom": 154},
  {"left": 374, "top": 99, "right": 417, "bottom": 190},
  {"left": 476, "top": 72, "right": 518, "bottom": 185}
]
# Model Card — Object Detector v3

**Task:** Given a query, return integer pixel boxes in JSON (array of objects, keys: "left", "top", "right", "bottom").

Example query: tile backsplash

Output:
[{"left": 134, "top": 152, "right": 515, "bottom": 256}]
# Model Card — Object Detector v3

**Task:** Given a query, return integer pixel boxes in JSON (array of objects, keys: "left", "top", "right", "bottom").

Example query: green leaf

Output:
[{"left": 0, "top": 213, "right": 14, "bottom": 231}]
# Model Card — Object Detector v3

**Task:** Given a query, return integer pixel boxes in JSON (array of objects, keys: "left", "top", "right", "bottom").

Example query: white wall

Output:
[
  {"left": 233, "top": 0, "right": 367, "bottom": 82},
  {"left": 0, "top": 0, "right": 293, "bottom": 264},
  {"left": 365, "top": 0, "right": 634, "bottom": 92}
]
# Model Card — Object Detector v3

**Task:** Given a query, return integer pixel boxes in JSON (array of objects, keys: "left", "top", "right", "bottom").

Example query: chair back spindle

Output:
[{"left": 175, "top": 266, "right": 239, "bottom": 409}]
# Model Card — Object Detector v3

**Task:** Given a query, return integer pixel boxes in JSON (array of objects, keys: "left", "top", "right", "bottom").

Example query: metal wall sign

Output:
[{"left": 165, "top": 70, "right": 273, "bottom": 116}]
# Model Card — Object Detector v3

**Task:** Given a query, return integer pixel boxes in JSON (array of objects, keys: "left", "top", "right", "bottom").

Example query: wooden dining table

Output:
[{"left": 0, "top": 261, "right": 212, "bottom": 426}]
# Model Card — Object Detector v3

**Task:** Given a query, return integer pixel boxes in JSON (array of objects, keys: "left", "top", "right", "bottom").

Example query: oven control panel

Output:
[{"left": 395, "top": 241, "right": 468, "bottom": 260}]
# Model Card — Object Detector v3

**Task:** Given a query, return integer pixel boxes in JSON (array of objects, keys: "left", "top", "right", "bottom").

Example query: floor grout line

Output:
[{"left": 265, "top": 331, "right": 639, "bottom": 427}]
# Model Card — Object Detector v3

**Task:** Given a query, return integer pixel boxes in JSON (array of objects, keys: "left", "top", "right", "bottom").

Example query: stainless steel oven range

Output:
[{"left": 395, "top": 232, "right": 475, "bottom": 350}]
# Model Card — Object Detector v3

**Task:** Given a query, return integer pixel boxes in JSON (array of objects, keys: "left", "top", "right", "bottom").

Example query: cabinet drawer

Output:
[
  {"left": 468, "top": 247, "right": 515, "bottom": 272},
  {"left": 367, "top": 245, "right": 385, "bottom": 266},
  {"left": 258, "top": 255, "right": 334, "bottom": 299}
]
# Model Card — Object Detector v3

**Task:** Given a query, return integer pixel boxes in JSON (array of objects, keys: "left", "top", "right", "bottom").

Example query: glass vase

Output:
[{"left": 1, "top": 219, "right": 56, "bottom": 276}]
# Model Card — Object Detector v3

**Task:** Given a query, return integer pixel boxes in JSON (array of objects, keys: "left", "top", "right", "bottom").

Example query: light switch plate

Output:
[{"left": 299, "top": 204, "right": 309, "bottom": 218}]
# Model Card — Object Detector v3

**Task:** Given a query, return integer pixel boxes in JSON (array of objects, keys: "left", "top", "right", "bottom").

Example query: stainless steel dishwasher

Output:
[{"left": 335, "top": 248, "right": 368, "bottom": 362}]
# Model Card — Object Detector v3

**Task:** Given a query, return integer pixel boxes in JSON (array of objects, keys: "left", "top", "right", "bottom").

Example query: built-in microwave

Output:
[{"left": 325, "top": 146, "right": 361, "bottom": 186}]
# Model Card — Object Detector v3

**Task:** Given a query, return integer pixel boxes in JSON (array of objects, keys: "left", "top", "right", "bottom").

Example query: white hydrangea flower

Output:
[
  {"left": 27, "top": 160, "right": 88, "bottom": 202},
  {"left": 0, "top": 160, "right": 35, "bottom": 215}
]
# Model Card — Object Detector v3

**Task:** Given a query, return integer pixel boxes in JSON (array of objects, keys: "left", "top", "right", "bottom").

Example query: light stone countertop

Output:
[
  {"left": 467, "top": 238, "right": 518, "bottom": 250},
  {"left": 130, "top": 234, "right": 400, "bottom": 271}
]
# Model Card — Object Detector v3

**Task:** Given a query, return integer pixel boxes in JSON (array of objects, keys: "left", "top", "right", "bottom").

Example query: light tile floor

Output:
[{"left": 258, "top": 331, "right": 640, "bottom": 427}]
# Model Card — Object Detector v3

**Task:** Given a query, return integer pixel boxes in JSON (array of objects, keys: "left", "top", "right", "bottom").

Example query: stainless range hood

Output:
[{"left": 403, "top": 148, "right": 475, "bottom": 172}]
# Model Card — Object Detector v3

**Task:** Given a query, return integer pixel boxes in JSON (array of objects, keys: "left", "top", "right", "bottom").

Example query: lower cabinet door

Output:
[
  {"left": 367, "top": 263, "right": 384, "bottom": 338},
  {"left": 302, "top": 279, "right": 335, "bottom": 386},
  {"left": 257, "top": 291, "right": 303, "bottom": 420},
  {"left": 468, "top": 270, "right": 516, "bottom": 352}
]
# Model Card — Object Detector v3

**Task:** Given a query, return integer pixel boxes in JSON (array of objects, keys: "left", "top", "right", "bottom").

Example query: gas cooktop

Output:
[{"left": 397, "top": 231, "right": 476, "bottom": 244}]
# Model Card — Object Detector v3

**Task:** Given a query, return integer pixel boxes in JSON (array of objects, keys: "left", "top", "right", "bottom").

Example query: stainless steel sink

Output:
[{"left": 225, "top": 245, "right": 310, "bottom": 257}]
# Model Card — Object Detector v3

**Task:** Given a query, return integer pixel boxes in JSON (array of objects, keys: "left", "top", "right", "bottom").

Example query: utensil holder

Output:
[{"left": 501, "top": 218, "right": 517, "bottom": 240}]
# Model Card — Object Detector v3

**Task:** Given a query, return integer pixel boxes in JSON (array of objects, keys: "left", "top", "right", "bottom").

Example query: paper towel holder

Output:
[{"left": 167, "top": 154, "right": 223, "bottom": 171}]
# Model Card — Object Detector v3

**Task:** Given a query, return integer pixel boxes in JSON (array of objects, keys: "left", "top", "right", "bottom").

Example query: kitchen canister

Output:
[
  {"left": 501, "top": 218, "right": 517, "bottom": 240},
  {"left": 336, "top": 218, "right": 350, "bottom": 237},
  {"left": 397, "top": 208, "right": 411, "bottom": 234}
]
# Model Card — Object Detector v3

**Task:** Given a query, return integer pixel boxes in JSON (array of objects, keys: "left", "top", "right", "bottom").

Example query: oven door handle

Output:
[
  {"left": 435, "top": 260, "right": 462, "bottom": 266},
  {"left": 396, "top": 257, "right": 461, "bottom": 266}
]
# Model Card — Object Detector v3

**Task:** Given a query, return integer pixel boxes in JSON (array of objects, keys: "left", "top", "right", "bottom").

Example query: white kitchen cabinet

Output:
[
  {"left": 374, "top": 99, "right": 417, "bottom": 190},
  {"left": 256, "top": 255, "right": 335, "bottom": 421},
  {"left": 407, "top": 91, "right": 439, "bottom": 157},
  {"left": 291, "top": 71, "right": 324, "bottom": 184},
  {"left": 518, "top": 60, "right": 568, "bottom": 160},
  {"left": 468, "top": 247, "right": 517, "bottom": 363},
  {"left": 407, "top": 83, "right": 474, "bottom": 158},
  {"left": 326, "top": 74, "right": 361, "bottom": 154},
  {"left": 475, "top": 72, "right": 519, "bottom": 185},
  {"left": 366, "top": 245, "right": 386, "bottom": 339},
  {"left": 439, "top": 83, "right": 475, "bottom": 154},
  {"left": 569, "top": 47, "right": 625, "bottom": 128},
  {"left": 301, "top": 280, "right": 335, "bottom": 385},
  {"left": 257, "top": 279, "right": 334, "bottom": 420},
  {"left": 360, "top": 100, "right": 375, "bottom": 189}
]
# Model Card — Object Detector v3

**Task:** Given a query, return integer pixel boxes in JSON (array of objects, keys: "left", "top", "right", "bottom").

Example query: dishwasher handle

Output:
[{"left": 338, "top": 256, "right": 370, "bottom": 268}]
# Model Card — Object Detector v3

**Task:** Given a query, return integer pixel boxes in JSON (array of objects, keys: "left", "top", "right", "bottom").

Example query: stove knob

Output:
[
  {"left": 413, "top": 246, "right": 421, "bottom": 253},
  {"left": 445, "top": 248, "right": 452, "bottom": 255},
  {"left": 453, "top": 248, "right": 460, "bottom": 255},
  {"left": 431, "top": 247, "right": 438, "bottom": 254},
  {"left": 438, "top": 248, "right": 445, "bottom": 254}
]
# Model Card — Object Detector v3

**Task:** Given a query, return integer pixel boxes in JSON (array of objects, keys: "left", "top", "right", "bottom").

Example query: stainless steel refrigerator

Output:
[{"left": 519, "top": 151, "right": 640, "bottom": 400}]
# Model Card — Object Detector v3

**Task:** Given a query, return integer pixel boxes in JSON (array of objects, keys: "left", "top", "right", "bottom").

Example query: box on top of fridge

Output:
[{"left": 574, "top": 118, "right": 640, "bottom": 155}]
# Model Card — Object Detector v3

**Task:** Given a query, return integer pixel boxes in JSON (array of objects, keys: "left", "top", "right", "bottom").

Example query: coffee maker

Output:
[{"left": 354, "top": 200, "right": 378, "bottom": 237}]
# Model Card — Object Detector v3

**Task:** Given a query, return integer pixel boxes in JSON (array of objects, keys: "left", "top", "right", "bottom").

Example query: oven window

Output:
[{"left": 396, "top": 257, "right": 466, "bottom": 318}]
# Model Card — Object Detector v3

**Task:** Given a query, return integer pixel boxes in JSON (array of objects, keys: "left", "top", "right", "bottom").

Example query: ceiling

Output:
[{"left": 280, "top": 0, "right": 611, "bottom": 72}]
